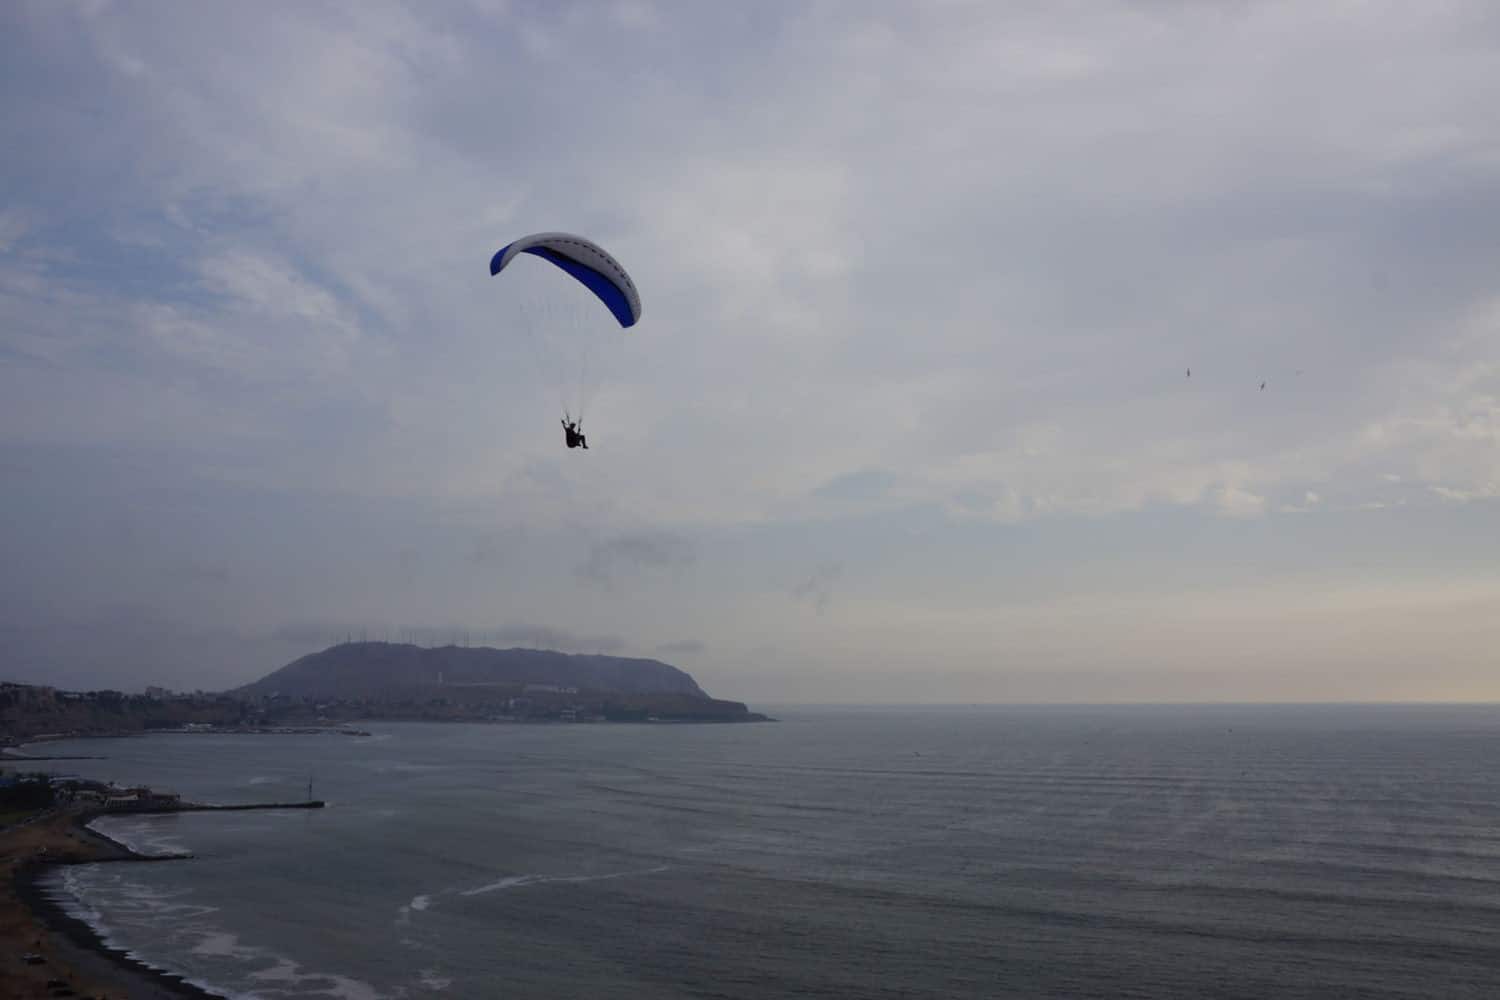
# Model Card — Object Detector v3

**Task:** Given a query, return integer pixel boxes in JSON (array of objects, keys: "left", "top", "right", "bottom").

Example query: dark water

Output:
[{"left": 34, "top": 706, "right": 1500, "bottom": 999}]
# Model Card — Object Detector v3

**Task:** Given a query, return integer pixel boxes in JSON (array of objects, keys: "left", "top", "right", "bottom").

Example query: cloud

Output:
[
  {"left": 5, "top": 2, "right": 1500, "bottom": 700},
  {"left": 271, "top": 622, "right": 370, "bottom": 645},
  {"left": 1430, "top": 483, "right": 1500, "bottom": 502},
  {"left": 268, "top": 621, "right": 629, "bottom": 655},
  {"left": 657, "top": 639, "right": 706, "bottom": 656},
  {"left": 792, "top": 562, "right": 843, "bottom": 615},
  {"left": 1277, "top": 490, "right": 1323, "bottom": 514},
  {"left": 1214, "top": 484, "right": 1268, "bottom": 519},
  {"left": 486, "top": 624, "right": 626, "bottom": 654},
  {"left": 7, "top": 1, "right": 1500, "bottom": 524},
  {"left": 1, "top": 610, "right": 304, "bottom": 692},
  {"left": 163, "top": 561, "right": 233, "bottom": 586},
  {"left": 0, "top": 208, "right": 35, "bottom": 252},
  {"left": 811, "top": 467, "right": 902, "bottom": 503},
  {"left": 468, "top": 531, "right": 508, "bottom": 567},
  {"left": 577, "top": 531, "right": 696, "bottom": 586}
]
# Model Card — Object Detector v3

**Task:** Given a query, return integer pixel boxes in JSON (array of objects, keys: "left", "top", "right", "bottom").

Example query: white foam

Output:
[
  {"left": 58, "top": 866, "right": 384, "bottom": 1000},
  {"left": 52, "top": 868, "right": 108, "bottom": 931},
  {"left": 410, "top": 894, "right": 432, "bottom": 911},
  {"left": 88, "top": 815, "right": 189, "bottom": 857},
  {"left": 460, "top": 865, "right": 669, "bottom": 897},
  {"left": 460, "top": 874, "right": 531, "bottom": 895},
  {"left": 242, "top": 950, "right": 383, "bottom": 999},
  {"left": 191, "top": 931, "right": 251, "bottom": 958},
  {"left": 419, "top": 969, "right": 452, "bottom": 991},
  {"left": 247, "top": 956, "right": 301, "bottom": 982},
  {"left": 361, "top": 759, "right": 438, "bottom": 774},
  {"left": 317, "top": 974, "right": 384, "bottom": 1000},
  {"left": 47, "top": 871, "right": 244, "bottom": 998}
]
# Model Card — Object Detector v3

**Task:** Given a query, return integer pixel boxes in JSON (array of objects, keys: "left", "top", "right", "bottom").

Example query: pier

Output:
[
  {"left": 106, "top": 799, "right": 326, "bottom": 814},
  {"left": 172, "top": 800, "right": 325, "bottom": 812}
]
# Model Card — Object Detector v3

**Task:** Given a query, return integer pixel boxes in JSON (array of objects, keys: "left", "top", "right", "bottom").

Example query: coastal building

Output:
[{"left": 102, "top": 786, "right": 182, "bottom": 811}]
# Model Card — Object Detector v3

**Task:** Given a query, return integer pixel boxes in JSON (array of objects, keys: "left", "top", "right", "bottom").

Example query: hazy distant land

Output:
[{"left": 1, "top": 641, "right": 768, "bottom": 743}]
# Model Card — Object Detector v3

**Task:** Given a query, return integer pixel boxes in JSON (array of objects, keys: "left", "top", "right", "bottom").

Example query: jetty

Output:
[{"left": 141, "top": 800, "right": 324, "bottom": 813}]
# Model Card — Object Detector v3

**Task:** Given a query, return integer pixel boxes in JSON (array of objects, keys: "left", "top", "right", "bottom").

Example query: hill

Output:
[
  {"left": 0, "top": 645, "right": 767, "bottom": 740},
  {"left": 239, "top": 642, "right": 708, "bottom": 700},
  {"left": 236, "top": 642, "right": 767, "bottom": 723}
]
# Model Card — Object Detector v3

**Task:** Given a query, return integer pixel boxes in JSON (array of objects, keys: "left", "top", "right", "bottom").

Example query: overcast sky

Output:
[{"left": 3, "top": 0, "right": 1499, "bottom": 702}]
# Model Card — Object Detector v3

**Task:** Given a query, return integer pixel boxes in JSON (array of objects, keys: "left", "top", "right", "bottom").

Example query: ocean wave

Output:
[
  {"left": 88, "top": 815, "right": 190, "bottom": 857},
  {"left": 248, "top": 953, "right": 383, "bottom": 1000},
  {"left": 397, "top": 865, "right": 672, "bottom": 921},
  {"left": 459, "top": 865, "right": 670, "bottom": 897},
  {"left": 54, "top": 867, "right": 386, "bottom": 1000},
  {"left": 191, "top": 931, "right": 253, "bottom": 958},
  {"left": 419, "top": 969, "right": 453, "bottom": 991},
  {"left": 45, "top": 871, "right": 244, "bottom": 1000},
  {"left": 49, "top": 868, "right": 108, "bottom": 934}
]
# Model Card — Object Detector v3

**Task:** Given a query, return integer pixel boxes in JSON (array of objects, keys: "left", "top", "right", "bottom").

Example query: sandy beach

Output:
[{"left": 0, "top": 808, "right": 219, "bottom": 1000}]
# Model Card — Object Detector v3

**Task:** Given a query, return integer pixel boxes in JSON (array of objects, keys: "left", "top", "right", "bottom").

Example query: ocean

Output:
[{"left": 33, "top": 705, "right": 1500, "bottom": 999}]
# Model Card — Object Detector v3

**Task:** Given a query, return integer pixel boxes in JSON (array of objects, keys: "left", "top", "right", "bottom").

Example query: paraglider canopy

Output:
[{"left": 489, "top": 232, "right": 641, "bottom": 328}]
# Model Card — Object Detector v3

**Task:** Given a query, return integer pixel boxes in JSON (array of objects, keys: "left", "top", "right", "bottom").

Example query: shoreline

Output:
[
  {"left": 2, "top": 809, "right": 222, "bottom": 999},
  {"left": 3, "top": 724, "right": 373, "bottom": 752}
]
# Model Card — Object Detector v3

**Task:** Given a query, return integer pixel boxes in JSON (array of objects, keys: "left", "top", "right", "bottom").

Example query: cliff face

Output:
[
  {"left": 236, "top": 642, "right": 709, "bottom": 701},
  {"left": 0, "top": 683, "right": 249, "bottom": 743}
]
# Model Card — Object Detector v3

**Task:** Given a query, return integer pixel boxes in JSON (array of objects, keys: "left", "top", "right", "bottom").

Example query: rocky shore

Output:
[{"left": 1, "top": 807, "right": 215, "bottom": 999}]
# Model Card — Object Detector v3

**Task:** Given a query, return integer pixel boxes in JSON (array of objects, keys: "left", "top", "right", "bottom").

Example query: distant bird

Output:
[{"left": 1260, "top": 381, "right": 1266, "bottom": 391}]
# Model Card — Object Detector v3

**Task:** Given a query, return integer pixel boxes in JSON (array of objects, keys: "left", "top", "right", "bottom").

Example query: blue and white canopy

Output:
[{"left": 489, "top": 232, "right": 641, "bottom": 328}]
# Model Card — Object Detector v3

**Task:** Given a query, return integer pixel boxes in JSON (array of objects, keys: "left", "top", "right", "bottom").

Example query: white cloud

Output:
[
  {"left": 1430, "top": 483, "right": 1500, "bottom": 502},
  {"left": 0, "top": 207, "right": 34, "bottom": 252},
  {"left": 5, "top": 1, "right": 1500, "bottom": 697},
  {"left": 9, "top": 0, "right": 1496, "bottom": 524}
]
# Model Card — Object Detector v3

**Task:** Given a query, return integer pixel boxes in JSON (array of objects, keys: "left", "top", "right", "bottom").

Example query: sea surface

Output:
[{"left": 31, "top": 706, "right": 1500, "bottom": 999}]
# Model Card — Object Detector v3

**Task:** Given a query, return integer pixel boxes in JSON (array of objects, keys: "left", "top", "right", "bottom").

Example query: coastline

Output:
[
  {"left": 3, "top": 724, "right": 372, "bottom": 753},
  {"left": 2, "top": 810, "right": 222, "bottom": 999}
]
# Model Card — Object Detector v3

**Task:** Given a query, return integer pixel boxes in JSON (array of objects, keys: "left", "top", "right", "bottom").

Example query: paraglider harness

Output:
[{"left": 562, "top": 414, "right": 588, "bottom": 450}]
